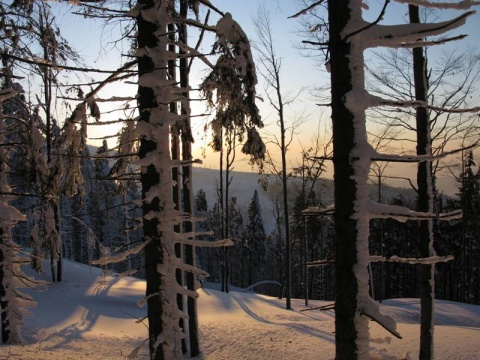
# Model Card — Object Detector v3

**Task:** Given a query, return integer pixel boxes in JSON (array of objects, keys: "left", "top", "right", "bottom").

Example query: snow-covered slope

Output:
[{"left": 3, "top": 259, "right": 479, "bottom": 359}]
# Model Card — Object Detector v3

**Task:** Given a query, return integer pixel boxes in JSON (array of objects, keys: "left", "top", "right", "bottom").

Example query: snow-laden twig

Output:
[
  {"left": 354, "top": 11, "right": 474, "bottom": 48},
  {"left": 90, "top": 240, "right": 146, "bottom": 266},
  {"left": 374, "top": 96, "right": 480, "bottom": 113},
  {"left": 301, "top": 205, "right": 335, "bottom": 216},
  {"left": 174, "top": 260, "right": 209, "bottom": 278},
  {"left": 370, "top": 255, "right": 454, "bottom": 264},
  {"left": 306, "top": 259, "right": 334, "bottom": 268},
  {"left": 360, "top": 305, "right": 403, "bottom": 339},
  {"left": 354, "top": 199, "right": 463, "bottom": 222},
  {"left": 171, "top": 16, "right": 215, "bottom": 32},
  {"left": 394, "top": 0, "right": 480, "bottom": 10},
  {"left": 372, "top": 143, "right": 477, "bottom": 163}
]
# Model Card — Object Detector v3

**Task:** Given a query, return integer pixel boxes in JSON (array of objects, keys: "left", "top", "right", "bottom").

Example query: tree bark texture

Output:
[
  {"left": 328, "top": 1, "right": 360, "bottom": 359},
  {"left": 409, "top": 5, "right": 435, "bottom": 360}
]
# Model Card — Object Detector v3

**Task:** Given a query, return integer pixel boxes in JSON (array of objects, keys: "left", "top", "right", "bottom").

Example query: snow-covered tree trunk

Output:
[
  {"left": 326, "top": 0, "right": 475, "bottom": 357},
  {"left": 328, "top": 1, "right": 369, "bottom": 358},
  {"left": 136, "top": 1, "right": 184, "bottom": 358}
]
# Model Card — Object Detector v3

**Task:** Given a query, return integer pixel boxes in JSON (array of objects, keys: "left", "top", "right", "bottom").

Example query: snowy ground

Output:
[{"left": 2, "top": 260, "right": 479, "bottom": 359}]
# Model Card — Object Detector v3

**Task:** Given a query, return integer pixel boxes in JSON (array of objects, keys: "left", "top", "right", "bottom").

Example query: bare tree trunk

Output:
[
  {"left": 409, "top": 5, "right": 435, "bottom": 360},
  {"left": 281, "top": 93, "right": 291, "bottom": 310},
  {"left": 218, "top": 130, "right": 226, "bottom": 293},
  {"left": 328, "top": 1, "right": 360, "bottom": 358},
  {"left": 178, "top": 0, "right": 200, "bottom": 353}
]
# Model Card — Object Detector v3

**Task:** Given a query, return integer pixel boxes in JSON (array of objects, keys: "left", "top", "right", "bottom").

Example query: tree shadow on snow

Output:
[{"left": 227, "top": 291, "right": 335, "bottom": 344}]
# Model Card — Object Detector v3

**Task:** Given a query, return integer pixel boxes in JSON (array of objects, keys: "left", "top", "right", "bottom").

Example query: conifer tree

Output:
[{"left": 245, "top": 190, "right": 266, "bottom": 285}]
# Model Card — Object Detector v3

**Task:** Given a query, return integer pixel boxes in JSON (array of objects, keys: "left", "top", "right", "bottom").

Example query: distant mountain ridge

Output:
[{"left": 191, "top": 167, "right": 418, "bottom": 234}]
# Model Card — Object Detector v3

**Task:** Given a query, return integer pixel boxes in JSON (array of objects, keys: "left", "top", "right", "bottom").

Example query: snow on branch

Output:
[
  {"left": 90, "top": 241, "right": 146, "bottom": 266},
  {"left": 371, "top": 95, "right": 480, "bottom": 114},
  {"left": 197, "top": 0, "right": 224, "bottom": 16},
  {"left": 177, "top": 237, "right": 234, "bottom": 248},
  {"left": 171, "top": 158, "right": 203, "bottom": 167},
  {"left": 306, "top": 259, "right": 334, "bottom": 268},
  {"left": 356, "top": 11, "right": 474, "bottom": 48},
  {"left": 172, "top": 16, "right": 216, "bottom": 32},
  {"left": 370, "top": 255, "right": 454, "bottom": 264},
  {"left": 172, "top": 226, "right": 234, "bottom": 247},
  {"left": 394, "top": 0, "right": 480, "bottom": 10},
  {"left": 360, "top": 301, "right": 403, "bottom": 339},
  {"left": 372, "top": 143, "right": 477, "bottom": 163},
  {"left": 302, "top": 204, "right": 335, "bottom": 216},
  {"left": 395, "top": 34, "right": 468, "bottom": 47},
  {"left": 177, "top": 38, "right": 216, "bottom": 69},
  {"left": 176, "top": 283, "right": 200, "bottom": 299},
  {"left": 175, "top": 260, "right": 209, "bottom": 278},
  {"left": 356, "top": 199, "right": 463, "bottom": 222},
  {"left": 173, "top": 230, "right": 211, "bottom": 239}
]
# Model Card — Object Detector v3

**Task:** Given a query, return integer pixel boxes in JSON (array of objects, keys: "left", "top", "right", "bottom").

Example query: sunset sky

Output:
[{"left": 48, "top": 0, "right": 480, "bottom": 195}]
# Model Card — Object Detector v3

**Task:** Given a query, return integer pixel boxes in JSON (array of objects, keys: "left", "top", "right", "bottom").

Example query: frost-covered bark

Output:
[{"left": 136, "top": 1, "right": 185, "bottom": 358}]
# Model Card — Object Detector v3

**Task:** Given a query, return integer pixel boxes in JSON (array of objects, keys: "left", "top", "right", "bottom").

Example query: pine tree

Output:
[
  {"left": 245, "top": 190, "right": 266, "bottom": 286},
  {"left": 226, "top": 196, "right": 243, "bottom": 286},
  {"left": 456, "top": 151, "right": 480, "bottom": 303}
]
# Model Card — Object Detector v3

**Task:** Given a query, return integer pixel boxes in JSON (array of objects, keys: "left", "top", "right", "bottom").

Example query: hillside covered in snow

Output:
[{"left": 3, "top": 259, "right": 478, "bottom": 359}]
